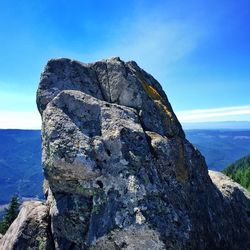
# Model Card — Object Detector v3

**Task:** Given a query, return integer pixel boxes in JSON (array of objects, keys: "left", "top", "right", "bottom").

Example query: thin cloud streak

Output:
[
  {"left": 177, "top": 105, "right": 250, "bottom": 122},
  {"left": 1, "top": 106, "right": 250, "bottom": 129},
  {"left": 0, "top": 111, "right": 41, "bottom": 129},
  {"left": 83, "top": 15, "right": 205, "bottom": 77}
]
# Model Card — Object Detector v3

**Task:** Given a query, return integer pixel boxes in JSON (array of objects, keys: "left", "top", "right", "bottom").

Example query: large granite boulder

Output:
[
  {"left": 36, "top": 57, "right": 250, "bottom": 249},
  {"left": 4, "top": 57, "right": 250, "bottom": 249}
]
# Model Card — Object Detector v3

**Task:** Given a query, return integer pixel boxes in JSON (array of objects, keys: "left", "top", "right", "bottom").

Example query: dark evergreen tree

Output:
[{"left": 0, "top": 195, "right": 20, "bottom": 234}]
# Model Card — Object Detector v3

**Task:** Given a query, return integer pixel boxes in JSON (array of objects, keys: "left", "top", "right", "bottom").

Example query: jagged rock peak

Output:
[
  {"left": 37, "top": 56, "right": 184, "bottom": 138},
  {"left": 1, "top": 57, "right": 249, "bottom": 250}
]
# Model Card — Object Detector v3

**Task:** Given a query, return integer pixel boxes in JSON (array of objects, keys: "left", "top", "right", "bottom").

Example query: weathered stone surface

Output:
[
  {"left": 36, "top": 57, "right": 250, "bottom": 249},
  {"left": 92, "top": 225, "right": 165, "bottom": 250},
  {"left": 209, "top": 170, "right": 250, "bottom": 249},
  {"left": 209, "top": 170, "right": 250, "bottom": 199},
  {"left": 0, "top": 201, "right": 53, "bottom": 250},
  {"left": 37, "top": 57, "right": 183, "bottom": 138},
  {"left": 6, "top": 57, "right": 250, "bottom": 249}
]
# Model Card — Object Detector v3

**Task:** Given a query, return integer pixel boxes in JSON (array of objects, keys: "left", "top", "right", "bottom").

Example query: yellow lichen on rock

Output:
[
  {"left": 143, "top": 83, "right": 162, "bottom": 101},
  {"left": 133, "top": 70, "right": 175, "bottom": 129},
  {"left": 175, "top": 138, "right": 188, "bottom": 183},
  {"left": 144, "top": 84, "right": 174, "bottom": 121},
  {"left": 154, "top": 100, "right": 174, "bottom": 122}
]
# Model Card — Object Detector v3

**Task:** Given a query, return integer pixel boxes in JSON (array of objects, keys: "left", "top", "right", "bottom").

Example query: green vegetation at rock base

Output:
[
  {"left": 0, "top": 195, "right": 20, "bottom": 234},
  {"left": 222, "top": 154, "right": 250, "bottom": 191}
]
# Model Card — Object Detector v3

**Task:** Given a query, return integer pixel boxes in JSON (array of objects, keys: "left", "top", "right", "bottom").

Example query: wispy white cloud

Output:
[
  {"left": 177, "top": 105, "right": 250, "bottom": 122},
  {"left": 1, "top": 105, "right": 250, "bottom": 129},
  {"left": 83, "top": 14, "right": 206, "bottom": 77}
]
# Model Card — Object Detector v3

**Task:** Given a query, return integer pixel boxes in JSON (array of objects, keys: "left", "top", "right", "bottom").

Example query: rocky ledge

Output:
[
  {"left": 1, "top": 57, "right": 250, "bottom": 250},
  {"left": 0, "top": 201, "right": 53, "bottom": 250}
]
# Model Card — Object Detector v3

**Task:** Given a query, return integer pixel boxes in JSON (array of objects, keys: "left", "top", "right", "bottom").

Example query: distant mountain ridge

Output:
[
  {"left": 185, "top": 129, "right": 250, "bottom": 170},
  {"left": 0, "top": 129, "right": 43, "bottom": 205},
  {"left": 183, "top": 121, "right": 250, "bottom": 130},
  {"left": 222, "top": 154, "right": 250, "bottom": 191}
]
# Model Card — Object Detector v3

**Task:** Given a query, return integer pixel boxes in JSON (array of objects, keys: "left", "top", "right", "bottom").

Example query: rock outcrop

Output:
[
  {"left": 0, "top": 201, "right": 53, "bottom": 250},
  {"left": 2, "top": 57, "right": 250, "bottom": 249}
]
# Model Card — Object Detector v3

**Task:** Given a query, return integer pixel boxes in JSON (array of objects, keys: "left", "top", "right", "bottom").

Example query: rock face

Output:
[
  {"left": 37, "top": 57, "right": 250, "bottom": 249},
  {"left": 0, "top": 201, "right": 53, "bottom": 250},
  {"left": 4, "top": 57, "right": 250, "bottom": 249},
  {"left": 209, "top": 170, "right": 250, "bottom": 245}
]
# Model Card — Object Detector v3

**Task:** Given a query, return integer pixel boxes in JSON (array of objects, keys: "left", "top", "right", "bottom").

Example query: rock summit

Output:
[{"left": 1, "top": 57, "right": 250, "bottom": 250}]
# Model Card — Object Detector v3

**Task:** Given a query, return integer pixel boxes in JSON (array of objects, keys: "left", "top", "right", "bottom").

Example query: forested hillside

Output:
[
  {"left": 185, "top": 130, "right": 250, "bottom": 170},
  {"left": 222, "top": 154, "right": 250, "bottom": 191}
]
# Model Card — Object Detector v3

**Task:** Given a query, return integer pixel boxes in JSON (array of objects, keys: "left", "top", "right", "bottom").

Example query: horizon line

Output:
[{"left": 0, "top": 105, "right": 250, "bottom": 129}]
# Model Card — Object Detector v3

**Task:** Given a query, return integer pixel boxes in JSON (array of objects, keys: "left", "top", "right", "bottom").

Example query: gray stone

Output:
[
  {"left": 37, "top": 57, "right": 184, "bottom": 138},
  {"left": 0, "top": 201, "right": 53, "bottom": 250},
  {"left": 4, "top": 57, "right": 250, "bottom": 249},
  {"left": 38, "top": 57, "right": 250, "bottom": 249},
  {"left": 92, "top": 225, "right": 165, "bottom": 250},
  {"left": 209, "top": 170, "right": 250, "bottom": 248}
]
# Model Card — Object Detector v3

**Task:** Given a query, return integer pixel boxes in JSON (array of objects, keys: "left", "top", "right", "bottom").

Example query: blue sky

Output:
[{"left": 0, "top": 0, "right": 249, "bottom": 128}]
